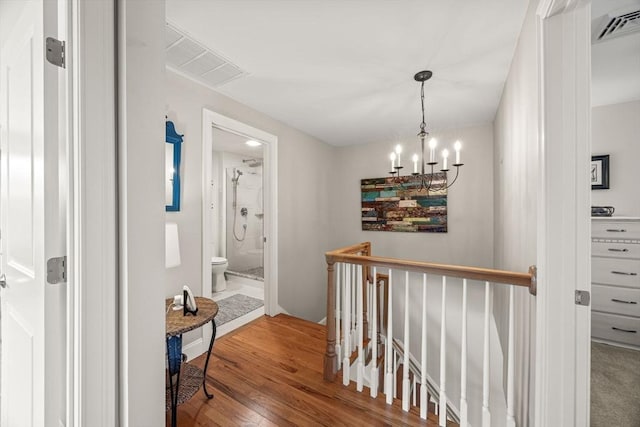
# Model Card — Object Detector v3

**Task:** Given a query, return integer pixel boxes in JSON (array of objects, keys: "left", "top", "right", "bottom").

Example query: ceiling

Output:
[
  {"left": 591, "top": 0, "right": 640, "bottom": 107},
  {"left": 166, "top": 0, "right": 529, "bottom": 146},
  {"left": 212, "top": 126, "right": 264, "bottom": 159}
]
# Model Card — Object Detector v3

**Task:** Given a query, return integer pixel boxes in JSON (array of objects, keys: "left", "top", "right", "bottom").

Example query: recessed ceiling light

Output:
[{"left": 246, "top": 140, "right": 262, "bottom": 147}]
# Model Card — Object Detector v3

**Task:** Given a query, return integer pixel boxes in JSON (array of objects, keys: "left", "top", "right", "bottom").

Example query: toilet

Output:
[{"left": 211, "top": 257, "right": 228, "bottom": 292}]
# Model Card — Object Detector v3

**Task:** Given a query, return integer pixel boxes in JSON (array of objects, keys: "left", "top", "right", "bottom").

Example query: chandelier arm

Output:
[{"left": 445, "top": 166, "right": 461, "bottom": 189}]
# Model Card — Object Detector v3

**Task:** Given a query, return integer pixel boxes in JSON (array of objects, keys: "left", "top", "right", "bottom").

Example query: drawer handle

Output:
[
  {"left": 611, "top": 298, "right": 638, "bottom": 305},
  {"left": 606, "top": 229, "right": 627, "bottom": 232},
  {"left": 608, "top": 248, "right": 629, "bottom": 252},
  {"left": 611, "top": 271, "right": 638, "bottom": 276},
  {"left": 612, "top": 327, "right": 637, "bottom": 334}
]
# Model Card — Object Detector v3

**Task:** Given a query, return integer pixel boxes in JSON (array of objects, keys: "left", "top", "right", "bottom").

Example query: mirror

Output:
[{"left": 166, "top": 120, "right": 183, "bottom": 211}]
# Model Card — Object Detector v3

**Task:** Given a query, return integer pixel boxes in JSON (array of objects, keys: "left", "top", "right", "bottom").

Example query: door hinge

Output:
[
  {"left": 46, "top": 37, "right": 65, "bottom": 68},
  {"left": 575, "top": 290, "right": 590, "bottom": 306},
  {"left": 47, "top": 256, "right": 67, "bottom": 284}
]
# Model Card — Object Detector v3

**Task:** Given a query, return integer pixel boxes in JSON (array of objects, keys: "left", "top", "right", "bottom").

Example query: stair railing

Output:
[{"left": 324, "top": 242, "right": 536, "bottom": 427}]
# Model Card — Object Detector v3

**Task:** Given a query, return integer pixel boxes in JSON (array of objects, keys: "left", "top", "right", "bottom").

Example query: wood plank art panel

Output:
[{"left": 361, "top": 175, "right": 447, "bottom": 233}]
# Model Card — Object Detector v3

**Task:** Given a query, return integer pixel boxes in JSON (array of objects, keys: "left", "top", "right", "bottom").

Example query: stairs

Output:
[{"left": 337, "top": 334, "right": 460, "bottom": 427}]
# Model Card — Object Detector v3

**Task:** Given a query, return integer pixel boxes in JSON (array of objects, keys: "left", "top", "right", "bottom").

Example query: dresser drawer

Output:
[
  {"left": 592, "top": 221, "right": 640, "bottom": 240},
  {"left": 592, "top": 312, "right": 640, "bottom": 347},
  {"left": 592, "top": 284, "right": 640, "bottom": 317},
  {"left": 592, "top": 257, "right": 640, "bottom": 288},
  {"left": 591, "top": 241, "right": 640, "bottom": 259}
]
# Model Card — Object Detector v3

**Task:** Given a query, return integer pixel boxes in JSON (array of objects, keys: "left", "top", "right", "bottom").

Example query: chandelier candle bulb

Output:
[
  {"left": 412, "top": 154, "right": 419, "bottom": 174},
  {"left": 390, "top": 152, "right": 396, "bottom": 170},
  {"left": 395, "top": 144, "right": 403, "bottom": 167},
  {"left": 429, "top": 138, "right": 437, "bottom": 164},
  {"left": 442, "top": 149, "right": 449, "bottom": 170},
  {"left": 454, "top": 141, "right": 462, "bottom": 164}
]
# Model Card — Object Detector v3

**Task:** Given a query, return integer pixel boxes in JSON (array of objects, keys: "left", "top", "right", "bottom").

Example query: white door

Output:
[{"left": 0, "top": 1, "right": 66, "bottom": 426}]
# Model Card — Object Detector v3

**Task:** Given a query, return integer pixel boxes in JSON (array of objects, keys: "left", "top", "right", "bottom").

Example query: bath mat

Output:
[{"left": 214, "top": 294, "right": 264, "bottom": 326}]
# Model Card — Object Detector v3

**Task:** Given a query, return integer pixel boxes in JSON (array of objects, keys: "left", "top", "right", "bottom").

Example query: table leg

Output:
[
  {"left": 202, "top": 319, "right": 217, "bottom": 399},
  {"left": 167, "top": 335, "right": 183, "bottom": 427}
]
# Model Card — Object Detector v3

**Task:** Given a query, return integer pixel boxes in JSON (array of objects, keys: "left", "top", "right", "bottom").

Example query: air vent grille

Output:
[
  {"left": 593, "top": 9, "right": 640, "bottom": 43},
  {"left": 165, "top": 23, "right": 246, "bottom": 88}
]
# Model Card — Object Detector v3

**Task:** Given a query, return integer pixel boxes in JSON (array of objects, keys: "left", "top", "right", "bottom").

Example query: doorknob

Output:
[{"left": 0, "top": 274, "right": 6, "bottom": 288}]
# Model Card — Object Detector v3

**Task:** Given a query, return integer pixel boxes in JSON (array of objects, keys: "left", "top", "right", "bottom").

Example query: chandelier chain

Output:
[{"left": 419, "top": 81, "right": 426, "bottom": 134}]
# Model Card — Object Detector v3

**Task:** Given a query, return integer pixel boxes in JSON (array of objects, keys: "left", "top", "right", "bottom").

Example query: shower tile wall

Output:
[{"left": 222, "top": 152, "right": 263, "bottom": 274}]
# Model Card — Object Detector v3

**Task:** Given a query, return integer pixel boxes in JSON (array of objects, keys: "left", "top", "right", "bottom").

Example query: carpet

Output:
[
  {"left": 591, "top": 342, "right": 640, "bottom": 427},
  {"left": 214, "top": 294, "right": 264, "bottom": 326}
]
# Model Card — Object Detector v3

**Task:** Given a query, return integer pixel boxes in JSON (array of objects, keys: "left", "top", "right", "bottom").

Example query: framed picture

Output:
[{"left": 591, "top": 155, "right": 609, "bottom": 190}]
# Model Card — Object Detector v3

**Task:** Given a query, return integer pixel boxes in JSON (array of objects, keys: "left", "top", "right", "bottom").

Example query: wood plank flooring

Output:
[{"left": 167, "top": 314, "right": 450, "bottom": 426}]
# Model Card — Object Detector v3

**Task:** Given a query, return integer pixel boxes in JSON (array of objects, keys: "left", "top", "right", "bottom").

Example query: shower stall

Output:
[{"left": 225, "top": 159, "right": 264, "bottom": 280}]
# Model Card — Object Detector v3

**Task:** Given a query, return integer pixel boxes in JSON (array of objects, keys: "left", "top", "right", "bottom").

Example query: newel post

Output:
[{"left": 324, "top": 259, "right": 337, "bottom": 381}]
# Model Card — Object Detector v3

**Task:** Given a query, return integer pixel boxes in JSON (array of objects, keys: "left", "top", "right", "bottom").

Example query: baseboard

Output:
[
  {"left": 318, "top": 317, "right": 327, "bottom": 325},
  {"left": 182, "top": 337, "right": 205, "bottom": 362}
]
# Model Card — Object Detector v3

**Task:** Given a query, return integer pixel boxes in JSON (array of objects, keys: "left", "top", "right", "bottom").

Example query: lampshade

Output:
[{"left": 165, "top": 222, "right": 181, "bottom": 268}]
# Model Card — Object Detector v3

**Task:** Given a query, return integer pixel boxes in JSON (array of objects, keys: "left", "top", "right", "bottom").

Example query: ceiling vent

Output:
[
  {"left": 165, "top": 23, "right": 247, "bottom": 88},
  {"left": 592, "top": 9, "right": 640, "bottom": 43}
]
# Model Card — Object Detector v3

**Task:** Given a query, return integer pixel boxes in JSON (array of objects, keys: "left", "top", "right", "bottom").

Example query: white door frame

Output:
[
  {"left": 535, "top": 0, "right": 591, "bottom": 425},
  {"left": 202, "top": 109, "right": 279, "bottom": 316},
  {"left": 69, "top": 0, "right": 118, "bottom": 425}
]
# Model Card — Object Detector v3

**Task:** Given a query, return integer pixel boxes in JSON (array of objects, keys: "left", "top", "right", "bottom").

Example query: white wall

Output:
[
  {"left": 591, "top": 100, "right": 640, "bottom": 216},
  {"left": 165, "top": 71, "right": 336, "bottom": 322},
  {"left": 331, "top": 124, "right": 494, "bottom": 268},
  {"left": 493, "top": 0, "right": 540, "bottom": 425},
  {"left": 118, "top": 1, "right": 166, "bottom": 425}
]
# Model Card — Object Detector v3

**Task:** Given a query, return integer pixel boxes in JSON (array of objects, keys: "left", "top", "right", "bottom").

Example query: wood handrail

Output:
[{"left": 326, "top": 242, "right": 536, "bottom": 291}]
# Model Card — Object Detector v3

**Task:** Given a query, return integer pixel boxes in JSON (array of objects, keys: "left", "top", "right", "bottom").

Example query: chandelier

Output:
[{"left": 388, "top": 70, "right": 464, "bottom": 191}]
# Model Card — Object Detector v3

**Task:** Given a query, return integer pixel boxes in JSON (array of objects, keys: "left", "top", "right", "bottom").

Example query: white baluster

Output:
[
  {"left": 357, "top": 265, "right": 364, "bottom": 392},
  {"left": 336, "top": 262, "right": 342, "bottom": 371},
  {"left": 351, "top": 265, "right": 356, "bottom": 352},
  {"left": 394, "top": 351, "right": 398, "bottom": 399},
  {"left": 482, "top": 281, "right": 492, "bottom": 427},
  {"left": 385, "top": 269, "right": 394, "bottom": 404},
  {"left": 412, "top": 377, "right": 417, "bottom": 406},
  {"left": 460, "top": 279, "right": 468, "bottom": 427},
  {"left": 367, "top": 276, "right": 372, "bottom": 339},
  {"left": 506, "top": 286, "right": 516, "bottom": 427},
  {"left": 402, "top": 271, "right": 410, "bottom": 411},
  {"left": 439, "top": 276, "right": 447, "bottom": 427},
  {"left": 420, "top": 273, "right": 428, "bottom": 419},
  {"left": 343, "top": 264, "right": 351, "bottom": 386},
  {"left": 370, "top": 266, "right": 379, "bottom": 398}
]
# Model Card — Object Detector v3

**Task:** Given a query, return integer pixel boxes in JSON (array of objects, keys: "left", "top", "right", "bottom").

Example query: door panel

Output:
[
  {"left": 3, "top": 307, "right": 34, "bottom": 427},
  {"left": 6, "top": 35, "right": 35, "bottom": 276},
  {"left": 0, "top": 1, "right": 64, "bottom": 426}
]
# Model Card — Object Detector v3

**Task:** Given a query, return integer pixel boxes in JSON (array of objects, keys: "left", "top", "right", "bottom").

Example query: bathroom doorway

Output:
[{"left": 202, "top": 110, "right": 278, "bottom": 335}]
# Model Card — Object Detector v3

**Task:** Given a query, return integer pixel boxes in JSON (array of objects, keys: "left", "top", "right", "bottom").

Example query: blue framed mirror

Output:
[{"left": 166, "top": 120, "right": 183, "bottom": 212}]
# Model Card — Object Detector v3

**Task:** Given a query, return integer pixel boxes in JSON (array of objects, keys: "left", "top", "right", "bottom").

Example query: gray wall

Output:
[
  {"left": 591, "top": 100, "right": 640, "bottom": 215},
  {"left": 165, "top": 71, "right": 336, "bottom": 322},
  {"left": 331, "top": 124, "right": 495, "bottom": 268},
  {"left": 493, "top": 0, "right": 540, "bottom": 425}
]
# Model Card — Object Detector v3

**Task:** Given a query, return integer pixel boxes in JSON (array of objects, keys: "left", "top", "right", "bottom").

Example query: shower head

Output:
[
  {"left": 242, "top": 158, "right": 263, "bottom": 168},
  {"left": 232, "top": 169, "right": 243, "bottom": 184}
]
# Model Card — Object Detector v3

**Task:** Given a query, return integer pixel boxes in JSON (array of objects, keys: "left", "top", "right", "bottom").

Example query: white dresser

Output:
[{"left": 592, "top": 217, "right": 640, "bottom": 348}]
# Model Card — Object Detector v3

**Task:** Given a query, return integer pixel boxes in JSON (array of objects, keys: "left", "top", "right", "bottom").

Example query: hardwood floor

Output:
[{"left": 167, "top": 314, "right": 451, "bottom": 426}]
